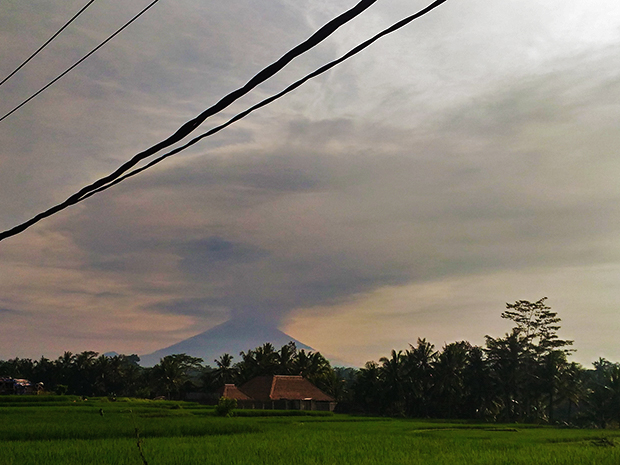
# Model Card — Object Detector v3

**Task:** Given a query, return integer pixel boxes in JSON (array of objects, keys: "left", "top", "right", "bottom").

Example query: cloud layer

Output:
[{"left": 1, "top": 0, "right": 619, "bottom": 364}]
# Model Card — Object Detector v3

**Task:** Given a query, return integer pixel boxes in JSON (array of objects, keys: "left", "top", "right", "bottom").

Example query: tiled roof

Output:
[
  {"left": 219, "top": 384, "right": 251, "bottom": 400},
  {"left": 238, "top": 375, "right": 335, "bottom": 402}
]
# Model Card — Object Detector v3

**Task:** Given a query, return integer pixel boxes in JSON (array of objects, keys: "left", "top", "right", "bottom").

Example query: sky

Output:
[{"left": 1, "top": 0, "right": 619, "bottom": 367}]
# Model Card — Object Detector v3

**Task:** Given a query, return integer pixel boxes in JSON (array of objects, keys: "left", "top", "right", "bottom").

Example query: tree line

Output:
[
  {"left": 350, "top": 298, "right": 619, "bottom": 427},
  {"left": 1, "top": 298, "right": 619, "bottom": 427},
  {"left": 0, "top": 343, "right": 336, "bottom": 402}
]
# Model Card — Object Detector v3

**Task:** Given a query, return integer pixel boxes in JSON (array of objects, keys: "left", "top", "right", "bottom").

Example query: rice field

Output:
[{"left": 0, "top": 396, "right": 619, "bottom": 465}]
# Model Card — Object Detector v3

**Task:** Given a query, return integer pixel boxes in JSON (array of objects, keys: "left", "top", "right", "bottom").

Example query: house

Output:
[
  {"left": 0, "top": 377, "right": 43, "bottom": 395},
  {"left": 219, "top": 375, "right": 337, "bottom": 412},
  {"left": 219, "top": 384, "right": 251, "bottom": 401}
]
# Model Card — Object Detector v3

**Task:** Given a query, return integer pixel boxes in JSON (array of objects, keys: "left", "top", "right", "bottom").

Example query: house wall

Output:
[{"left": 235, "top": 399, "right": 337, "bottom": 411}]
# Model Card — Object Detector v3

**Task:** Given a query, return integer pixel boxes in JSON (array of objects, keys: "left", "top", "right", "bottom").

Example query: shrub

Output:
[
  {"left": 55, "top": 385, "right": 68, "bottom": 395},
  {"left": 135, "top": 387, "right": 151, "bottom": 399},
  {"left": 215, "top": 397, "right": 237, "bottom": 417}
]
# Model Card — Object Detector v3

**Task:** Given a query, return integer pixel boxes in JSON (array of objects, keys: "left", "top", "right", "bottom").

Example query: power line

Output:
[
  {"left": 0, "top": 0, "right": 449, "bottom": 242},
  {"left": 0, "top": 0, "right": 378, "bottom": 242},
  {"left": 80, "top": 0, "right": 449, "bottom": 202},
  {"left": 57, "top": 0, "right": 379, "bottom": 203},
  {"left": 0, "top": 0, "right": 100, "bottom": 88},
  {"left": 0, "top": 0, "right": 161, "bottom": 124}
]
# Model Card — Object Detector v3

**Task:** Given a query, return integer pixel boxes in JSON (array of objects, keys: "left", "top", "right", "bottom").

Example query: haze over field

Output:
[{"left": 1, "top": 0, "right": 619, "bottom": 366}]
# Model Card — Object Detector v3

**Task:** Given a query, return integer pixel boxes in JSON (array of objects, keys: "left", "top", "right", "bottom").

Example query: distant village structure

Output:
[
  {"left": 0, "top": 377, "right": 43, "bottom": 395},
  {"left": 215, "top": 375, "right": 337, "bottom": 412}
]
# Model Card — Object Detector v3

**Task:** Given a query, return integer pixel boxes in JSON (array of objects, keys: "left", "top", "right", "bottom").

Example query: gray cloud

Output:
[
  {"left": 0, "top": 307, "right": 20, "bottom": 316},
  {"left": 178, "top": 236, "right": 268, "bottom": 274},
  {"left": 147, "top": 297, "right": 229, "bottom": 320},
  {"left": 57, "top": 54, "right": 620, "bottom": 324},
  {"left": 1, "top": 0, "right": 620, "bottom": 361}
]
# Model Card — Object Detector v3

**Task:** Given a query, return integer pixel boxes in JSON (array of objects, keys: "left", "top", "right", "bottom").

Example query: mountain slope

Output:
[{"left": 139, "top": 319, "right": 314, "bottom": 367}]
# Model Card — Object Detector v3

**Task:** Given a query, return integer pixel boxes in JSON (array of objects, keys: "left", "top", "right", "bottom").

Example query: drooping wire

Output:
[
  {"left": 0, "top": 0, "right": 161, "bottom": 124},
  {"left": 0, "top": 0, "right": 100, "bottom": 88},
  {"left": 50, "top": 0, "right": 379, "bottom": 201},
  {"left": 0, "top": 0, "right": 379, "bottom": 242},
  {"left": 81, "top": 0, "right": 450, "bottom": 202},
  {"left": 0, "top": 0, "right": 449, "bottom": 242}
]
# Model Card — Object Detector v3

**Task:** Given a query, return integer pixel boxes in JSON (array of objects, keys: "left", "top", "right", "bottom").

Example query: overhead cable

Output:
[
  {"left": 81, "top": 0, "right": 450, "bottom": 202},
  {"left": 0, "top": 0, "right": 161, "bottom": 124},
  {"left": 0, "top": 0, "right": 449, "bottom": 242},
  {"left": 0, "top": 0, "right": 100, "bottom": 88},
  {"left": 0, "top": 0, "right": 379, "bottom": 242},
  {"left": 50, "top": 0, "right": 379, "bottom": 201}
]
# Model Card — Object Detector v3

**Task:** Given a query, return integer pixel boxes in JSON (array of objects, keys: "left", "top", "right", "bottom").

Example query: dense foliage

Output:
[
  {"left": 1, "top": 298, "right": 619, "bottom": 426},
  {"left": 349, "top": 298, "right": 619, "bottom": 426},
  {"left": 0, "top": 342, "right": 335, "bottom": 401}
]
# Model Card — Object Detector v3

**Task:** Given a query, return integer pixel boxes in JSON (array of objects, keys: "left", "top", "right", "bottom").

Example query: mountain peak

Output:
[{"left": 139, "top": 320, "right": 314, "bottom": 367}]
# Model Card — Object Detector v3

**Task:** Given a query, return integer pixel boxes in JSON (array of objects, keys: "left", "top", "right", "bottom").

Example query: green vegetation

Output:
[
  {"left": 0, "top": 342, "right": 335, "bottom": 402},
  {"left": 1, "top": 396, "right": 620, "bottom": 465},
  {"left": 2, "top": 298, "right": 620, "bottom": 427},
  {"left": 352, "top": 298, "right": 620, "bottom": 425},
  {"left": 214, "top": 396, "right": 237, "bottom": 417}
]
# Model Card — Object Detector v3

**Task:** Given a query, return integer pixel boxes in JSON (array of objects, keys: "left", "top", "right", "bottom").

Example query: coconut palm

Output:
[
  {"left": 586, "top": 359, "right": 620, "bottom": 428},
  {"left": 432, "top": 341, "right": 470, "bottom": 418},
  {"left": 253, "top": 343, "right": 279, "bottom": 375},
  {"left": 276, "top": 342, "right": 297, "bottom": 374},
  {"left": 353, "top": 361, "right": 383, "bottom": 414},
  {"left": 152, "top": 354, "right": 203, "bottom": 400},
  {"left": 379, "top": 350, "right": 406, "bottom": 416},
  {"left": 404, "top": 338, "right": 437, "bottom": 416},
  {"left": 485, "top": 329, "right": 530, "bottom": 421},
  {"left": 209, "top": 353, "right": 238, "bottom": 387}
]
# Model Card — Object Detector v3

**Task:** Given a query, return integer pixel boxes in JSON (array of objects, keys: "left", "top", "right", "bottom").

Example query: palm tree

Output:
[
  {"left": 326, "top": 367, "right": 357, "bottom": 402},
  {"left": 276, "top": 342, "right": 297, "bottom": 375},
  {"left": 90, "top": 354, "right": 142, "bottom": 397},
  {"left": 404, "top": 338, "right": 437, "bottom": 417},
  {"left": 236, "top": 348, "right": 257, "bottom": 383},
  {"left": 236, "top": 343, "right": 280, "bottom": 382},
  {"left": 152, "top": 354, "right": 203, "bottom": 400},
  {"left": 72, "top": 351, "right": 98, "bottom": 395},
  {"left": 587, "top": 359, "right": 620, "bottom": 428},
  {"left": 555, "top": 361, "right": 584, "bottom": 423},
  {"left": 32, "top": 356, "right": 55, "bottom": 392},
  {"left": 379, "top": 350, "right": 406, "bottom": 416},
  {"left": 463, "top": 345, "right": 497, "bottom": 420},
  {"left": 0, "top": 357, "right": 35, "bottom": 379},
  {"left": 253, "top": 343, "right": 279, "bottom": 376},
  {"left": 353, "top": 361, "right": 383, "bottom": 414},
  {"left": 539, "top": 350, "right": 571, "bottom": 423},
  {"left": 92, "top": 354, "right": 111, "bottom": 396},
  {"left": 53, "top": 351, "right": 75, "bottom": 392},
  {"left": 209, "top": 353, "right": 238, "bottom": 388},
  {"left": 485, "top": 329, "right": 529, "bottom": 421},
  {"left": 292, "top": 350, "right": 333, "bottom": 392},
  {"left": 432, "top": 341, "right": 470, "bottom": 418},
  {"left": 292, "top": 349, "right": 312, "bottom": 376}
]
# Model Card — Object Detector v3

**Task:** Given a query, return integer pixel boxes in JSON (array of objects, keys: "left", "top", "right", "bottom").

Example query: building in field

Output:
[
  {"left": 219, "top": 384, "right": 251, "bottom": 401},
  {"left": 0, "top": 377, "right": 43, "bottom": 395},
  {"left": 218, "top": 375, "right": 337, "bottom": 412}
]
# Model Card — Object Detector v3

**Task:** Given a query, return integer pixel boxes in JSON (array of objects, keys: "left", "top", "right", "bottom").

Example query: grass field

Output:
[{"left": 1, "top": 396, "right": 619, "bottom": 465}]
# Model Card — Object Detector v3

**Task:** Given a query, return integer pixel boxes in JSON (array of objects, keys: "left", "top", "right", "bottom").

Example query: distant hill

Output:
[{"left": 139, "top": 319, "right": 315, "bottom": 367}]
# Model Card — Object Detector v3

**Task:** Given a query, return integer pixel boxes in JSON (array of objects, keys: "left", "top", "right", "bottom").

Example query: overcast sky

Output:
[{"left": 1, "top": 0, "right": 619, "bottom": 366}]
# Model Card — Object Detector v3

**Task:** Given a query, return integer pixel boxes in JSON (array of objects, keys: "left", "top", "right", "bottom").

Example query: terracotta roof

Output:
[
  {"left": 238, "top": 375, "right": 335, "bottom": 402},
  {"left": 219, "top": 384, "right": 251, "bottom": 400}
]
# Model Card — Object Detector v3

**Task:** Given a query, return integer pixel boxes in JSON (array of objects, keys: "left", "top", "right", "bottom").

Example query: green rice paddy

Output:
[{"left": 0, "top": 396, "right": 619, "bottom": 465}]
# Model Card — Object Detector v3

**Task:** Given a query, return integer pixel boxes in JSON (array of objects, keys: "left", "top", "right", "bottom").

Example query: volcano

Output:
[{"left": 139, "top": 319, "right": 314, "bottom": 367}]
